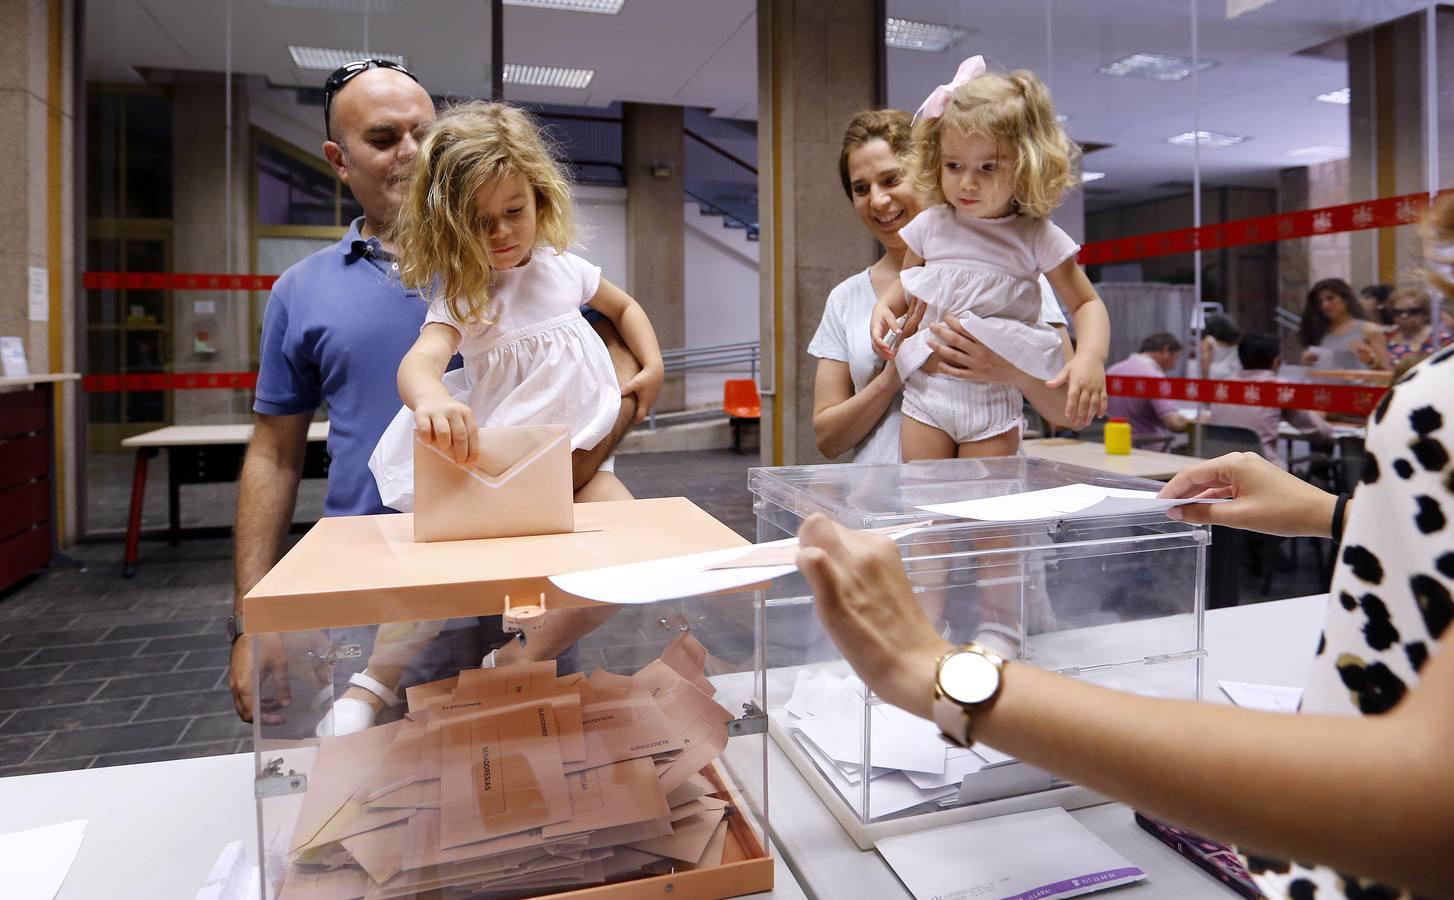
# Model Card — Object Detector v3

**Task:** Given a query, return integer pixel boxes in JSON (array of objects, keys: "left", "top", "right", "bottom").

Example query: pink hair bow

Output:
[{"left": 914, "top": 55, "right": 986, "bottom": 122}]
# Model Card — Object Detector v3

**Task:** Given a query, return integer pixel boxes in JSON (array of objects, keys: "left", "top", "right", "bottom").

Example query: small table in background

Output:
[
  {"left": 1022, "top": 437, "right": 1195, "bottom": 481},
  {"left": 119, "top": 422, "right": 329, "bottom": 577}
]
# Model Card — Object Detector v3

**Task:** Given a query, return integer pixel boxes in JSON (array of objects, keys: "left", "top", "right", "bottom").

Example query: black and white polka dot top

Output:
[{"left": 1245, "top": 346, "right": 1452, "bottom": 899}]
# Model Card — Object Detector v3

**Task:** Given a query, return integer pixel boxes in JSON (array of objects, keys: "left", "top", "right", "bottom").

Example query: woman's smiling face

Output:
[{"left": 846, "top": 138, "right": 922, "bottom": 248}]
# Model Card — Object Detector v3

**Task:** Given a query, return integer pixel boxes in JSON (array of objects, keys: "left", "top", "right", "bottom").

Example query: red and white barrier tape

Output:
[{"left": 1108, "top": 375, "right": 1384, "bottom": 417}]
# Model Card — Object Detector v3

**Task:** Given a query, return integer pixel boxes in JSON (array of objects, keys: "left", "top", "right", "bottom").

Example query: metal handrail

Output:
[
  {"left": 646, "top": 341, "right": 761, "bottom": 429},
  {"left": 684, "top": 129, "right": 757, "bottom": 174}
]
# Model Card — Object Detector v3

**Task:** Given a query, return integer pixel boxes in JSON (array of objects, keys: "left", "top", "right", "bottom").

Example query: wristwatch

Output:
[
  {"left": 225, "top": 614, "right": 243, "bottom": 647},
  {"left": 931, "top": 642, "right": 1006, "bottom": 747}
]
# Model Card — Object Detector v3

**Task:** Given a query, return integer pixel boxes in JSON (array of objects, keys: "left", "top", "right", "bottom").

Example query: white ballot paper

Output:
[
  {"left": 551, "top": 525, "right": 930, "bottom": 605},
  {"left": 549, "top": 539, "right": 799, "bottom": 604},
  {"left": 877, "top": 807, "right": 1146, "bottom": 900},
  {"left": 918, "top": 483, "right": 1228, "bottom": 523},
  {"left": 0, "top": 818, "right": 87, "bottom": 900},
  {"left": 1219, "top": 680, "right": 1303, "bottom": 713}
]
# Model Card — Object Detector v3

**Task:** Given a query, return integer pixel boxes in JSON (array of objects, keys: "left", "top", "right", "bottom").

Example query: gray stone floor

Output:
[{"left": 0, "top": 450, "right": 758, "bottom": 777}]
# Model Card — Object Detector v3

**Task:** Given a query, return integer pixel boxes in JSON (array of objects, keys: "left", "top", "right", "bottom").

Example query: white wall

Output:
[
  {"left": 574, "top": 187, "right": 760, "bottom": 411},
  {"left": 572, "top": 185, "right": 629, "bottom": 290},
  {"left": 684, "top": 205, "right": 760, "bottom": 407}
]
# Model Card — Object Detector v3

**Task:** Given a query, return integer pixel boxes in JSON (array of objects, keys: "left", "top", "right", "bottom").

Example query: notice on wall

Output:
[
  {"left": 0, "top": 337, "right": 27, "bottom": 378},
  {"left": 27, "top": 267, "right": 49, "bottom": 322}
]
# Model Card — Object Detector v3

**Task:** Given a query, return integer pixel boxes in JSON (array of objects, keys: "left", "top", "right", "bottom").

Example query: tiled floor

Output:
[{"left": 0, "top": 449, "right": 758, "bottom": 777}]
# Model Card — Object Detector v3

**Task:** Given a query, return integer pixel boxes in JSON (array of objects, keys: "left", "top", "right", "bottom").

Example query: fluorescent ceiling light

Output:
[
  {"left": 1166, "top": 130, "right": 1247, "bottom": 148},
  {"left": 289, "top": 45, "right": 407, "bottom": 71},
  {"left": 1287, "top": 144, "right": 1348, "bottom": 162},
  {"left": 1098, "top": 52, "right": 1217, "bottom": 82},
  {"left": 1081, "top": 171, "right": 1106, "bottom": 183},
  {"left": 268, "top": 0, "right": 402, "bottom": 10},
  {"left": 885, "top": 17, "right": 970, "bottom": 52},
  {"left": 503, "top": 0, "right": 625, "bottom": 12},
  {"left": 503, "top": 64, "right": 595, "bottom": 90},
  {"left": 1315, "top": 87, "right": 1350, "bottom": 105}
]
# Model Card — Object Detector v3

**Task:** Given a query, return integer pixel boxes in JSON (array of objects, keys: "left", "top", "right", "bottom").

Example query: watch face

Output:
[
  {"left": 938, "top": 651, "right": 1000, "bottom": 705},
  {"left": 225, "top": 615, "right": 240, "bottom": 643}
]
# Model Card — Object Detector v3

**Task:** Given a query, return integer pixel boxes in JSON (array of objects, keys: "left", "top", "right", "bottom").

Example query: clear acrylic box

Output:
[
  {"left": 750, "top": 457, "right": 1207, "bottom": 848},
  {"left": 244, "top": 498, "right": 773, "bottom": 899}
]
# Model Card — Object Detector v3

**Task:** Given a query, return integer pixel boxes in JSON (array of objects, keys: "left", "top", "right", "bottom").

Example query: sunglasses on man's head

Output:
[{"left": 323, "top": 58, "right": 419, "bottom": 140}]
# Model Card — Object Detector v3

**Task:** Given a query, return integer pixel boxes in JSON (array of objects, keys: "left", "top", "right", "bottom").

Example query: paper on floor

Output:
[
  {"left": 918, "top": 483, "right": 1227, "bottom": 523},
  {"left": 1219, "top": 680, "right": 1303, "bottom": 713},
  {"left": 876, "top": 807, "right": 1146, "bottom": 900},
  {"left": 0, "top": 818, "right": 86, "bottom": 900}
]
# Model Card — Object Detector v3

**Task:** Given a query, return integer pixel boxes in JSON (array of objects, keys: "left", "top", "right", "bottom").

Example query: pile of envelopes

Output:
[
  {"left": 281, "top": 634, "right": 739, "bottom": 899},
  {"left": 777, "top": 669, "right": 1034, "bottom": 820}
]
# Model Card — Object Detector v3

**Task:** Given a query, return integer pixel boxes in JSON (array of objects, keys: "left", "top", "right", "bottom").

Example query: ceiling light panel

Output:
[
  {"left": 289, "top": 46, "right": 407, "bottom": 70},
  {"left": 1287, "top": 144, "right": 1348, "bottom": 162},
  {"left": 1166, "top": 130, "right": 1248, "bottom": 148},
  {"left": 503, "top": 0, "right": 625, "bottom": 12},
  {"left": 503, "top": 64, "right": 595, "bottom": 90},
  {"left": 885, "top": 17, "right": 970, "bottom": 52},
  {"left": 1315, "top": 88, "right": 1350, "bottom": 105},
  {"left": 1098, "top": 52, "right": 1217, "bottom": 82},
  {"left": 1080, "top": 171, "right": 1106, "bottom": 183},
  {"left": 268, "top": 0, "right": 402, "bottom": 10}
]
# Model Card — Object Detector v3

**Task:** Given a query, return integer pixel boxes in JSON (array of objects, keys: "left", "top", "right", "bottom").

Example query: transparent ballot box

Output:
[
  {"left": 243, "top": 498, "right": 773, "bottom": 900},
  {"left": 750, "top": 458, "right": 1207, "bottom": 848}
]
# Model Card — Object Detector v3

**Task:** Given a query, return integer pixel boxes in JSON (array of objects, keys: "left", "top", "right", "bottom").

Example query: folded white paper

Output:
[
  {"left": 918, "top": 484, "right": 1228, "bottom": 523},
  {"left": 1219, "top": 680, "right": 1302, "bottom": 713},
  {"left": 877, "top": 807, "right": 1146, "bottom": 900},
  {"left": 0, "top": 818, "right": 86, "bottom": 900},
  {"left": 550, "top": 524, "right": 931, "bottom": 605},
  {"left": 549, "top": 540, "right": 799, "bottom": 604}
]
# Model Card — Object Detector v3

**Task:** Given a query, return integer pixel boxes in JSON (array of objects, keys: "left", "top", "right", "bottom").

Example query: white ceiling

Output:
[{"left": 84, "top": 0, "right": 1436, "bottom": 208}]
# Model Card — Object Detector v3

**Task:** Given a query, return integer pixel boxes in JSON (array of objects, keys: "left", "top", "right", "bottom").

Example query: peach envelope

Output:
[{"left": 413, "top": 425, "right": 574, "bottom": 543}]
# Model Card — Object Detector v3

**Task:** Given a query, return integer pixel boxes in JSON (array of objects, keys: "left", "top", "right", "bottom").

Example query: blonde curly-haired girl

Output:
[
  {"left": 869, "top": 56, "right": 1111, "bottom": 460},
  {"left": 370, "top": 101, "right": 662, "bottom": 506}
]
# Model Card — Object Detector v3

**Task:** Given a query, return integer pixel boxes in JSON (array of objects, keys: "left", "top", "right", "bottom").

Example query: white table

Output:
[
  {"left": 118, "top": 422, "right": 329, "bottom": 577},
  {"left": 0, "top": 749, "right": 806, "bottom": 900},
  {"left": 724, "top": 594, "right": 1328, "bottom": 900},
  {"left": 1023, "top": 437, "right": 1196, "bottom": 481}
]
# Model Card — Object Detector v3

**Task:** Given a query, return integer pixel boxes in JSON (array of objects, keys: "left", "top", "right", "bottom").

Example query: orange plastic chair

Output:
[{"left": 723, "top": 379, "right": 761, "bottom": 453}]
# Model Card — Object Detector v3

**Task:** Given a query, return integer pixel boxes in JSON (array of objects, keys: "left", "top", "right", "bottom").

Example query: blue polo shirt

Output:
[{"left": 254, "top": 218, "right": 457, "bottom": 517}]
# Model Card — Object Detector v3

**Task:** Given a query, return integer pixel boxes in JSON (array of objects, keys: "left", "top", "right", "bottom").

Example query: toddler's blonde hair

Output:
[
  {"left": 396, "top": 101, "right": 575, "bottom": 326},
  {"left": 911, "top": 69, "right": 1079, "bottom": 220}
]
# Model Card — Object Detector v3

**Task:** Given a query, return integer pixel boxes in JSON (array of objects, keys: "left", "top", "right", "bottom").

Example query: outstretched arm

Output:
[
  {"left": 796, "top": 515, "right": 1454, "bottom": 896},
  {"left": 1044, "top": 258, "right": 1110, "bottom": 425},
  {"left": 398, "top": 322, "right": 475, "bottom": 463},
  {"left": 587, "top": 278, "right": 664, "bottom": 422}
]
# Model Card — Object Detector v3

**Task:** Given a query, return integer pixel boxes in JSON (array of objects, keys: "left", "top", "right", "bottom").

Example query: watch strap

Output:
[{"left": 932, "top": 693, "right": 974, "bottom": 747}]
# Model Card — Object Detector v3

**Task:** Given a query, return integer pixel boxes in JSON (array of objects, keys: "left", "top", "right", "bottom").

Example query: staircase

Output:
[{"left": 685, "top": 129, "right": 759, "bottom": 241}]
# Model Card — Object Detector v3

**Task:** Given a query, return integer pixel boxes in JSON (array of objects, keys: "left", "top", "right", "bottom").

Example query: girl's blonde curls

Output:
[
  {"left": 911, "top": 69, "right": 1080, "bottom": 220},
  {"left": 395, "top": 101, "right": 575, "bottom": 326}
]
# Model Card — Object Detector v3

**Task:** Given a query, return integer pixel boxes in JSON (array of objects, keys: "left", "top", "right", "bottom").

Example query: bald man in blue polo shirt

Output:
[{"left": 228, "top": 63, "right": 638, "bottom": 725}]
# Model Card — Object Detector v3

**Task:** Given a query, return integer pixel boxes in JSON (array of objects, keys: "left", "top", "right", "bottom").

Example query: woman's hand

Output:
[
  {"left": 1047, "top": 355, "right": 1108, "bottom": 430},
  {"left": 413, "top": 396, "right": 479, "bottom": 465},
  {"left": 797, "top": 515, "right": 952, "bottom": 719},
  {"left": 1301, "top": 348, "right": 1321, "bottom": 367},
  {"left": 923, "top": 316, "right": 1019, "bottom": 384},
  {"left": 870, "top": 300, "right": 902, "bottom": 360},
  {"left": 1157, "top": 451, "right": 1339, "bottom": 537},
  {"left": 621, "top": 363, "right": 664, "bottom": 423}
]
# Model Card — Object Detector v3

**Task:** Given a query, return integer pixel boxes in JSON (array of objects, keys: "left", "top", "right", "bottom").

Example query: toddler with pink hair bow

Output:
[{"left": 870, "top": 56, "right": 1110, "bottom": 460}]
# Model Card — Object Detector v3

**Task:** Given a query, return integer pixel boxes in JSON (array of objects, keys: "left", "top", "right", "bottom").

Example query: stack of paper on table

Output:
[
  {"left": 278, "top": 634, "right": 741, "bottom": 899},
  {"left": 775, "top": 670, "right": 1046, "bottom": 819}
]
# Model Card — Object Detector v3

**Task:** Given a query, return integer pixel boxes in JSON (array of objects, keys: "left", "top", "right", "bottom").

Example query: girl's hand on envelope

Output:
[{"left": 414, "top": 395, "right": 479, "bottom": 465}]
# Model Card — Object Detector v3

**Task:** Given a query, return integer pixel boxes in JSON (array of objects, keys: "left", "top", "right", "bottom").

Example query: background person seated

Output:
[
  {"left": 1104, "top": 333, "right": 1191, "bottom": 449},
  {"left": 1208, "top": 333, "right": 1333, "bottom": 468}
]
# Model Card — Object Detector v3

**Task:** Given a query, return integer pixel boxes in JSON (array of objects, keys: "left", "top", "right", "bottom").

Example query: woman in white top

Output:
[
  {"left": 1200, "top": 314, "right": 1242, "bottom": 380},
  {"left": 808, "top": 109, "right": 1076, "bottom": 463}
]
